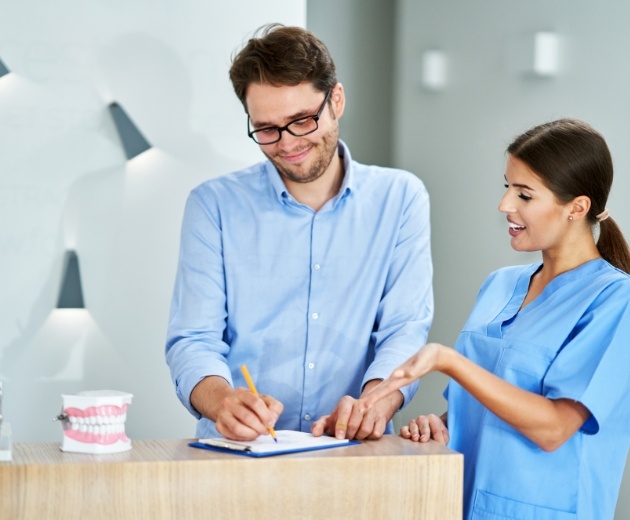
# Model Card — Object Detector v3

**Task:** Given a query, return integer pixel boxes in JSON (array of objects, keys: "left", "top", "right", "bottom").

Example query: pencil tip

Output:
[{"left": 274, "top": 437, "right": 278, "bottom": 443}]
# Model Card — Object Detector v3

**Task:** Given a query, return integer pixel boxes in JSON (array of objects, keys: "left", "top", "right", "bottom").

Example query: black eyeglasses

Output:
[{"left": 247, "top": 89, "right": 332, "bottom": 145}]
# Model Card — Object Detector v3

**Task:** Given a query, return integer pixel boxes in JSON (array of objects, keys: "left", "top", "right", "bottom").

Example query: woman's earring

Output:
[{"left": 568, "top": 216, "right": 574, "bottom": 221}]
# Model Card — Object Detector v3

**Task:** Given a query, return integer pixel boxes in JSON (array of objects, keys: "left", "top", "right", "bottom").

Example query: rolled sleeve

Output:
[
  {"left": 365, "top": 177, "right": 433, "bottom": 407},
  {"left": 165, "top": 188, "right": 233, "bottom": 418}
]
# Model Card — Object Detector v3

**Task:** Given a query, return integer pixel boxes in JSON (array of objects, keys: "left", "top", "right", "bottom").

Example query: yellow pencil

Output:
[{"left": 240, "top": 364, "right": 278, "bottom": 443}]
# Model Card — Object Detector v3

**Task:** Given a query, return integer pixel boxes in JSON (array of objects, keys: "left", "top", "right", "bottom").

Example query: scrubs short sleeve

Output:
[{"left": 543, "top": 281, "right": 630, "bottom": 433}]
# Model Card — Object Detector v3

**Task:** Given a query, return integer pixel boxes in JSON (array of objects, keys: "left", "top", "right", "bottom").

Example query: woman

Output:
[{"left": 361, "top": 119, "right": 630, "bottom": 519}]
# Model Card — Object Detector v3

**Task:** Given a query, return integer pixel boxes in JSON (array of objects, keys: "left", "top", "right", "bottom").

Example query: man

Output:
[{"left": 165, "top": 24, "right": 433, "bottom": 442}]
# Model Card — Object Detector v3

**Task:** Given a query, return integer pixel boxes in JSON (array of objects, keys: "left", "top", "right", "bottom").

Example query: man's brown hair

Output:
[{"left": 229, "top": 24, "right": 337, "bottom": 111}]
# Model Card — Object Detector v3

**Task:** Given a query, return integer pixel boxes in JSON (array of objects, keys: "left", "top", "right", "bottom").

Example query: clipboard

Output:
[{"left": 189, "top": 430, "right": 359, "bottom": 458}]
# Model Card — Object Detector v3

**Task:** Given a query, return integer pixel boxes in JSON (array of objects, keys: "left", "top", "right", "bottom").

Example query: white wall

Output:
[
  {"left": 391, "top": 2, "right": 630, "bottom": 518},
  {"left": 0, "top": 0, "right": 305, "bottom": 442}
]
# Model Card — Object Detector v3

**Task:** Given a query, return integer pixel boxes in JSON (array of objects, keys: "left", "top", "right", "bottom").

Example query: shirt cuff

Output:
[{"left": 176, "top": 364, "right": 234, "bottom": 419}]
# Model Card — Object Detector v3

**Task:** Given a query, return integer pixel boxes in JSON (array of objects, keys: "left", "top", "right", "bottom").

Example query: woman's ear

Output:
[{"left": 568, "top": 195, "right": 592, "bottom": 221}]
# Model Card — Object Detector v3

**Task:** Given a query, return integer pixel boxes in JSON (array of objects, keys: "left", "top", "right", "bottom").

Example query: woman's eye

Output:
[{"left": 505, "top": 182, "right": 531, "bottom": 200}]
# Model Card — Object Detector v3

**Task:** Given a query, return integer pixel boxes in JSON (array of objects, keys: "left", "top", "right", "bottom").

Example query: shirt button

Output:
[
  {"left": 313, "top": 263, "right": 321, "bottom": 270},
  {"left": 308, "top": 362, "right": 315, "bottom": 369},
  {"left": 304, "top": 414, "right": 311, "bottom": 421},
  {"left": 311, "top": 313, "right": 319, "bottom": 320}
]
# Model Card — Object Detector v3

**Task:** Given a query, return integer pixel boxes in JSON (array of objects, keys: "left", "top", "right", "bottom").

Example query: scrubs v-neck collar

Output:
[{"left": 489, "top": 258, "right": 606, "bottom": 337}]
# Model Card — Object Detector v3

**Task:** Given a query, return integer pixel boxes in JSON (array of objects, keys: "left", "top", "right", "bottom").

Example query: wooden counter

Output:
[{"left": 0, "top": 436, "right": 462, "bottom": 519}]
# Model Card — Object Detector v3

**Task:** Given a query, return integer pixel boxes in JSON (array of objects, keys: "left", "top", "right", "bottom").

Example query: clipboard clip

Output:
[{"left": 200, "top": 439, "right": 252, "bottom": 452}]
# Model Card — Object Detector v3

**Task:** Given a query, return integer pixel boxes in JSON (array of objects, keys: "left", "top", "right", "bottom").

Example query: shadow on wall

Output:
[
  {"left": 0, "top": 33, "right": 242, "bottom": 442},
  {"left": 96, "top": 32, "right": 236, "bottom": 171}
]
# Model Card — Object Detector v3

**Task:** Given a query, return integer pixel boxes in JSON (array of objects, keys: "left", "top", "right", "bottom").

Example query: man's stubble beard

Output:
[{"left": 264, "top": 125, "right": 339, "bottom": 185}]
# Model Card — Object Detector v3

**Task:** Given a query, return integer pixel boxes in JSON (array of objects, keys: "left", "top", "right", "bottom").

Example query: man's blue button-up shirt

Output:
[{"left": 166, "top": 141, "right": 433, "bottom": 438}]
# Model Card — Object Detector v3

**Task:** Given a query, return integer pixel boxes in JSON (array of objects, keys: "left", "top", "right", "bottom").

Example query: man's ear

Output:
[{"left": 330, "top": 83, "right": 345, "bottom": 119}]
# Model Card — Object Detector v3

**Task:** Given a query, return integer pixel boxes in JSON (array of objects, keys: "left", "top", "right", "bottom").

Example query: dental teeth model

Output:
[{"left": 58, "top": 390, "right": 133, "bottom": 454}]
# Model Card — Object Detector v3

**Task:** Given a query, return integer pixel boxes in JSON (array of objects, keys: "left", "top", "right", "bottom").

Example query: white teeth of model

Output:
[{"left": 510, "top": 223, "right": 525, "bottom": 230}]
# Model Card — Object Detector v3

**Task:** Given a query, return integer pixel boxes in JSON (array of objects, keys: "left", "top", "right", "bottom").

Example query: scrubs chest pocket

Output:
[{"left": 483, "top": 340, "right": 556, "bottom": 429}]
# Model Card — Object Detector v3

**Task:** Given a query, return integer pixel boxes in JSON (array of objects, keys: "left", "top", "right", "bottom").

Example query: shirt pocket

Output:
[
  {"left": 483, "top": 339, "right": 556, "bottom": 430},
  {"left": 472, "top": 489, "right": 576, "bottom": 520},
  {"left": 495, "top": 339, "right": 557, "bottom": 392}
]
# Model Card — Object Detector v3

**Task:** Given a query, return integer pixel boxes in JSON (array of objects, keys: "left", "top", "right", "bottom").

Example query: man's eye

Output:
[
  {"left": 291, "top": 118, "right": 310, "bottom": 127},
  {"left": 257, "top": 127, "right": 278, "bottom": 135}
]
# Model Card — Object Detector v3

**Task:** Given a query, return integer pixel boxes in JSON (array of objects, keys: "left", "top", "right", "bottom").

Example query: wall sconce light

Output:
[
  {"left": 57, "top": 251, "right": 85, "bottom": 309},
  {"left": 510, "top": 31, "right": 560, "bottom": 78},
  {"left": 421, "top": 50, "right": 447, "bottom": 91},
  {"left": 0, "top": 57, "right": 9, "bottom": 78},
  {"left": 108, "top": 101, "right": 152, "bottom": 160},
  {"left": 532, "top": 32, "right": 559, "bottom": 77}
]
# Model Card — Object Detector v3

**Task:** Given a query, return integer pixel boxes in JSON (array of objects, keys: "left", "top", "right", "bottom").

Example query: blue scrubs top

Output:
[{"left": 446, "top": 259, "right": 630, "bottom": 520}]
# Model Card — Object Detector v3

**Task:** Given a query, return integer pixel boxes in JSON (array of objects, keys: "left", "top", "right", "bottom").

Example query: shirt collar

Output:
[
  {"left": 337, "top": 139, "right": 354, "bottom": 198},
  {"left": 265, "top": 139, "right": 354, "bottom": 204}
]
